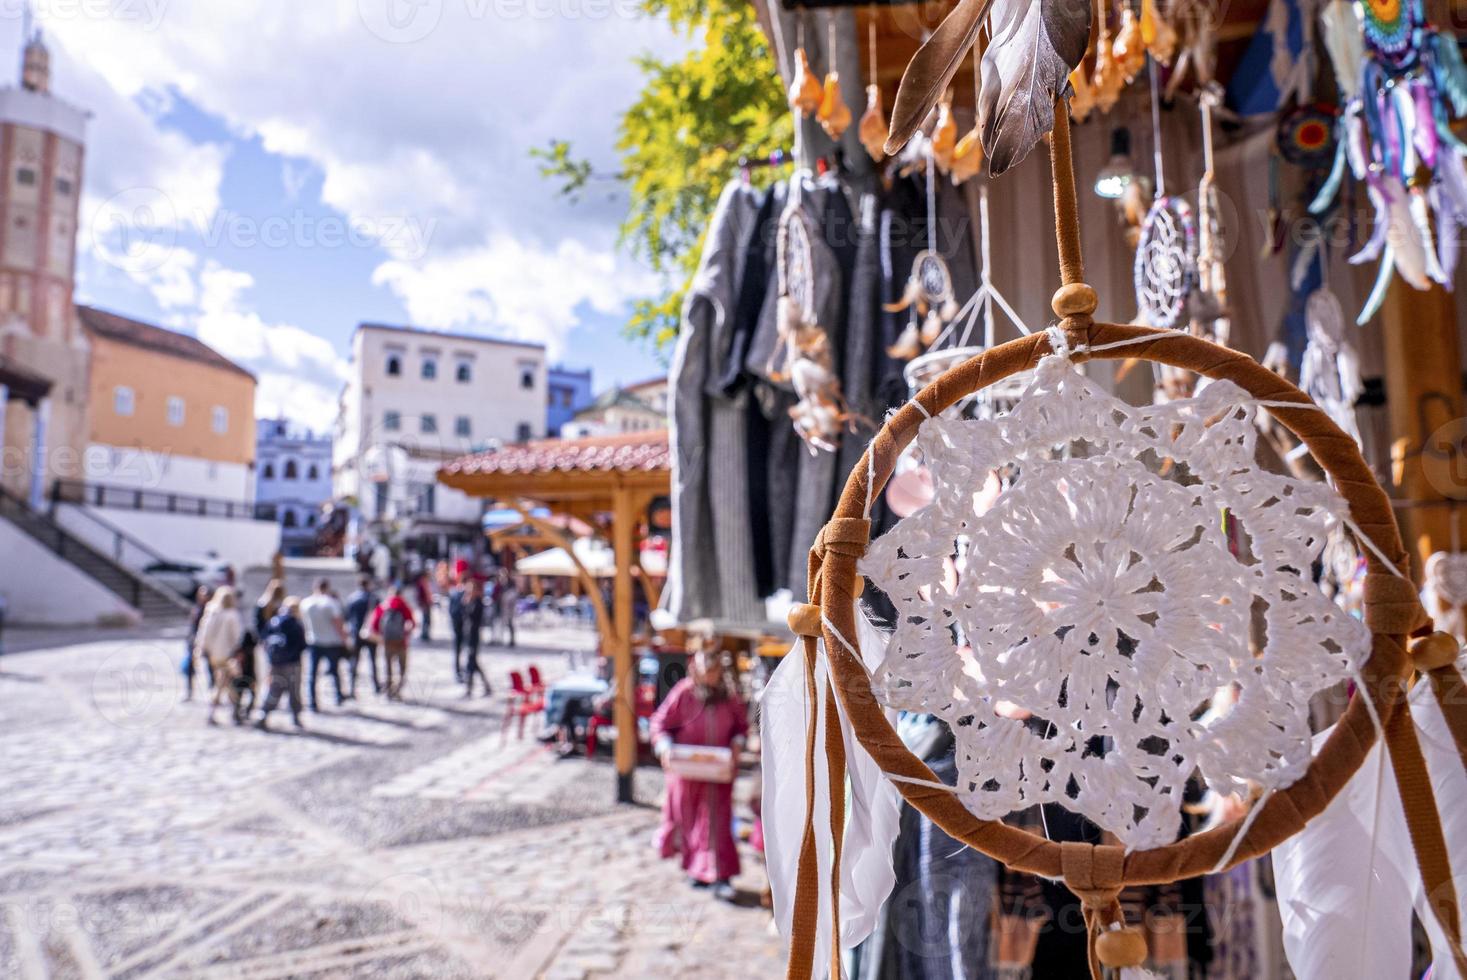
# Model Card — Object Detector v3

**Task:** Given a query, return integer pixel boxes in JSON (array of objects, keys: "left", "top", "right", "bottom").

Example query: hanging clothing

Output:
[
  {"left": 834, "top": 191, "right": 886, "bottom": 511},
  {"left": 666, "top": 181, "right": 759, "bottom": 622}
]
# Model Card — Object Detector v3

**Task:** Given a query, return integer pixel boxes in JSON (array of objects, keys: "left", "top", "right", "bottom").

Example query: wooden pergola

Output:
[{"left": 438, "top": 430, "right": 671, "bottom": 803}]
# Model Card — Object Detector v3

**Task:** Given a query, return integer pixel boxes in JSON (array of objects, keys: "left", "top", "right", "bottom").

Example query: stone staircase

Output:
[{"left": 0, "top": 486, "right": 192, "bottom": 620}]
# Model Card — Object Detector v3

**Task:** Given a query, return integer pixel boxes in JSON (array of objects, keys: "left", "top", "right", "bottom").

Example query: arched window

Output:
[
  {"left": 306, "top": 513, "right": 317, "bottom": 527},
  {"left": 262, "top": 462, "right": 275, "bottom": 480},
  {"left": 283, "top": 459, "right": 299, "bottom": 480},
  {"left": 386, "top": 355, "right": 402, "bottom": 376},
  {"left": 456, "top": 362, "right": 472, "bottom": 382},
  {"left": 282, "top": 510, "right": 298, "bottom": 528},
  {"left": 307, "top": 464, "right": 319, "bottom": 480}
]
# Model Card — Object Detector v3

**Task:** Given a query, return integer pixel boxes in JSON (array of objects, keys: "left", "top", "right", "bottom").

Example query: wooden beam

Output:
[
  {"left": 1382, "top": 277, "right": 1467, "bottom": 567},
  {"left": 611, "top": 484, "right": 638, "bottom": 803}
]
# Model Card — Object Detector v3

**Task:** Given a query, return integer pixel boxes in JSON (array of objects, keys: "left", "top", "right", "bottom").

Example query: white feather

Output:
[
  {"left": 762, "top": 615, "right": 902, "bottom": 978},
  {"left": 1320, "top": 0, "right": 1363, "bottom": 100},
  {"left": 1275, "top": 679, "right": 1467, "bottom": 980}
]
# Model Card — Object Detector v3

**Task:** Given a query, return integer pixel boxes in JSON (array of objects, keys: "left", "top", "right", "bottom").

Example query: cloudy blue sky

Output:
[{"left": 12, "top": 0, "right": 669, "bottom": 429}]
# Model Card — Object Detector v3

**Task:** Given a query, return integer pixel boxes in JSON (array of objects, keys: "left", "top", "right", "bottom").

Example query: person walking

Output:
[
  {"left": 415, "top": 572, "right": 433, "bottom": 642},
  {"left": 344, "top": 576, "right": 380, "bottom": 696},
  {"left": 256, "top": 596, "right": 307, "bottom": 729},
  {"left": 651, "top": 648, "right": 748, "bottom": 902},
  {"left": 494, "top": 570, "right": 518, "bottom": 648},
  {"left": 194, "top": 586, "right": 244, "bottom": 726},
  {"left": 301, "top": 578, "right": 349, "bottom": 712},
  {"left": 369, "top": 586, "right": 416, "bottom": 701},
  {"left": 462, "top": 579, "right": 492, "bottom": 697},
  {"left": 182, "top": 585, "right": 211, "bottom": 701},
  {"left": 448, "top": 577, "right": 468, "bottom": 683}
]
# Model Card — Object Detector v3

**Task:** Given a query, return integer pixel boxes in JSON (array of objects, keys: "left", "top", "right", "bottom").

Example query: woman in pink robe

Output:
[{"left": 651, "top": 649, "right": 748, "bottom": 900}]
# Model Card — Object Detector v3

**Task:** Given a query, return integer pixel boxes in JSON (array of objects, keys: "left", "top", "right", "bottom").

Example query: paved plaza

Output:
[{"left": 0, "top": 620, "right": 783, "bottom": 978}]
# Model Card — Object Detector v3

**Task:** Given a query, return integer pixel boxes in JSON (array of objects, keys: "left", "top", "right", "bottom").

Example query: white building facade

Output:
[
  {"left": 333, "top": 324, "right": 547, "bottom": 561},
  {"left": 255, "top": 418, "right": 333, "bottom": 555}
]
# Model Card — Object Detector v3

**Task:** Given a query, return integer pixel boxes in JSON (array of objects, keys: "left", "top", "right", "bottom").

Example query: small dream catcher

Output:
[
  {"left": 768, "top": 109, "right": 1467, "bottom": 980},
  {"left": 887, "top": 151, "right": 963, "bottom": 360},
  {"left": 1134, "top": 58, "right": 1197, "bottom": 329},
  {"left": 769, "top": 183, "right": 852, "bottom": 454}
]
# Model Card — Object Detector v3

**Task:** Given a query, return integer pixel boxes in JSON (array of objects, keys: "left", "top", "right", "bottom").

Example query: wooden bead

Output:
[
  {"left": 1412, "top": 631, "right": 1462, "bottom": 671},
  {"left": 851, "top": 569, "right": 865, "bottom": 597},
  {"left": 1052, "top": 283, "right": 1098, "bottom": 318},
  {"left": 788, "top": 603, "right": 823, "bottom": 638},
  {"left": 1095, "top": 927, "right": 1148, "bottom": 969}
]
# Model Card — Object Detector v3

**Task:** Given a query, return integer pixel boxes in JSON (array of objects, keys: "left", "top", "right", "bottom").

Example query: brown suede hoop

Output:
[{"left": 785, "top": 107, "right": 1467, "bottom": 980}]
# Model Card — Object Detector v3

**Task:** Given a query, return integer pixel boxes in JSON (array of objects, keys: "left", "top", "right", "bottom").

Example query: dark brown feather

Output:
[
  {"left": 977, "top": 0, "right": 1091, "bottom": 176},
  {"left": 884, "top": 0, "right": 997, "bottom": 154}
]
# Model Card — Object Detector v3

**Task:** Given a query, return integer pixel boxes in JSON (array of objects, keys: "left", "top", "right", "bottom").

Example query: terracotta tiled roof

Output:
[
  {"left": 77, "top": 305, "right": 256, "bottom": 381},
  {"left": 441, "top": 430, "right": 670, "bottom": 477}
]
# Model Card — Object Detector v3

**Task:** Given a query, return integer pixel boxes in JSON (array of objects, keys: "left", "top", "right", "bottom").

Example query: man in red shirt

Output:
[{"left": 368, "top": 585, "right": 417, "bottom": 701}]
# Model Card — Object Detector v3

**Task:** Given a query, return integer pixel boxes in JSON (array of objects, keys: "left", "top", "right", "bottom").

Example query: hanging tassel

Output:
[
  {"left": 817, "top": 72, "right": 852, "bottom": 140},
  {"left": 1358, "top": 243, "right": 1395, "bottom": 324},
  {"left": 931, "top": 97, "right": 957, "bottom": 173},
  {"left": 887, "top": 319, "right": 921, "bottom": 359},
  {"left": 790, "top": 48, "right": 823, "bottom": 116},
  {"left": 1433, "top": 31, "right": 1467, "bottom": 117},
  {"left": 1320, "top": 0, "right": 1363, "bottom": 100},
  {"left": 1409, "top": 185, "right": 1448, "bottom": 284},
  {"left": 858, "top": 85, "right": 888, "bottom": 162}
]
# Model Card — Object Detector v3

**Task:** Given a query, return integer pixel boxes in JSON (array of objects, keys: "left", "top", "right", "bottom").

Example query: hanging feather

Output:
[
  {"left": 950, "top": 126, "right": 984, "bottom": 184},
  {"left": 858, "top": 85, "right": 888, "bottom": 162},
  {"left": 1409, "top": 186, "right": 1448, "bottom": 284},
  {"left": 790, "top": 48, "right": 823, "bottom": 116},
  {"left": 762, "top": 618, "right": 903, "bottom": 967},
  {"left": 977, "top": 0, "right": 1092, "bottom": 176},
  {"left": 818, "top": 72, "right": 852, "bottom": 140},
  {"left": 887, "top": 319, "right": 922, "bottom": 359},
  {"left": 1113, "top": 5, "right": 1147, "bottom": 81},
  {"left": 1141, "top": 0, "right": 1177, "bottom": 65},
  {"left": 1432, "top": 31, "right": 1467, "bottom": 117},
  {"left": 885, "top": 0, "right": 998, "bottom": 152},
  {"left": 931, "top": 96, "right": 958, "bottom": 173},
  {"left": 1276, "top": 678, "right": 1467, "bottom": 980},
  {"left": 1093, "top": 25, "right": 1126, "bottom": 113}
]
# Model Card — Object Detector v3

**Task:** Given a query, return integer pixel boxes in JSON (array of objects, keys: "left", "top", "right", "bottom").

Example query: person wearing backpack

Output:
[
  {"left": 369, "top": 585, "right": 416, "bottom": 701},
  {"left": 256, "top": 596, "right": 307, "bottom": 729}
]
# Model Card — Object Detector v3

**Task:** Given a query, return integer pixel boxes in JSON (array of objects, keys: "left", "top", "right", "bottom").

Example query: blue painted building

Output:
[
  {"left": 255, "top": 418, "right": 334, "bottom": 555},
  {"left": 546, "top": 365, "right": 594, "bottom": 436}
]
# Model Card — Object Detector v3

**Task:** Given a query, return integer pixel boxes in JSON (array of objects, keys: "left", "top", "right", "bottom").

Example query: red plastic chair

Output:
[
  {"left": 583, "top": 683, "right": 660, "bottom": 759},
  {"left": 527, "top": 664, "right": 547, "bottom": 696},
  {"left": 502, "top": 670, "right": 545, "bottom": 741}
]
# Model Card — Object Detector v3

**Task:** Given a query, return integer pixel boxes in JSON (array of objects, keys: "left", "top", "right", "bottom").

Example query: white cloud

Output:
[{"left": 37, "top": 0, "right": 677, "bottom": 340}]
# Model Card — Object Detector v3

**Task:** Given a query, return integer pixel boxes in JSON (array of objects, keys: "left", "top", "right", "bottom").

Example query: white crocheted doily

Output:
[{"left": 860, "top": 354, "right": 1372, "bottom": 848}]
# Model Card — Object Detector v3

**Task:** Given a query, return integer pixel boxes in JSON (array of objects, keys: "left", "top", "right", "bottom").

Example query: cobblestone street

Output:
[{"left": 0, "top": 622, "right": 782, "bottom": 979}]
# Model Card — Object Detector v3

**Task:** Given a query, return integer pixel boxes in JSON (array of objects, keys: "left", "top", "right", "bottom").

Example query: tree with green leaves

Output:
[{"left": 535, "top": 0, "right": 791, "bottom": 351}]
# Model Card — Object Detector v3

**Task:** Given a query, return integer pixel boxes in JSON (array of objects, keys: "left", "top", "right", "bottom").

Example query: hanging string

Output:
[
  {"left": 1147, "top": 55, "right": 1165, "bottom": 198},
  {"left": 926, "top": 149, "right": 938, "bottom": 255},
  {"left": 867, "top": 14, "right": 877, "bottom": 85}
]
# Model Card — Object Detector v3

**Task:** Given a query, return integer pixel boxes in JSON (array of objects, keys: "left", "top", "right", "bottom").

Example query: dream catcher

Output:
[
  {"left": 767, "top": 103, "right": 1467, "bottom": 980},
  {"left": 770, "top": 184, "right": 851, "bottom": 454},
  {"left": 1298, "top": 281, "right": 1363, "bottom": 447},
  {"left": 1311, "top": 0, "right": 1467, "bottom": 322},
  {"left": 1134, "top": 62, "right": 1198, "bottom": 330},
  {"left": 886, "top": 152, "right": 963, "bottom": 360}
]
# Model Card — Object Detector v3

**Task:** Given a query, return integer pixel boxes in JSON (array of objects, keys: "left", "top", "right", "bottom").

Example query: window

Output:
[
  {"left": 456, "top": 361, "right": 472, "bottom": 383},
  {"left": 455, "top": 416, "right": 471, "bottom": 437},
  {"left": 275, "top": 422, "right": 285, "bottom": 436},
  {"left": 516, "top": 422, "right": 533, "bottom": 442},
  {"left": 113, "top": 386, "right": 134, "bottom": 416},
  {"left": 166, "top": 396, "right": 184, "bottom": 427},
  {"left": 520, "top": 367, "right": 535, "bottom": 390},
  {"left": 421, "top": 413, "right": 438, "bottom": 434},
  {"left": 283, "top": 459, "right": 299, "bottom": 480},
  {"left": 16, "top": 167, "right": 34, "bottom": 186},
  {"left": 55, "top": 177, "right": 72, "bottom": 196},
  {"left": 421, "top": 357, "right": 437, "bottom": 380},
  {"left": 384, "top": 410, "right": 401, "bottom": 432},
  {"left": 262, "top": 462, "right": 275, "bottom": 480},
  {"left": 282, "top": 510, "right": 298, "bottom": 528},
  {"left": 212, "top": 406, "right": 228, "bottom": 434},
  {"left": 306, "top": 513, "right": 317, "bottom": 527},
  {"left": 307, "top": 464, "right": 319, "bottom": 480},
  {"left": 386, "top": 355, "right": 402, "bottom": 377}
]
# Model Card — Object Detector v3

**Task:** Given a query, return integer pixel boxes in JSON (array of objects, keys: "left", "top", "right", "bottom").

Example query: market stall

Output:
[{"left": 438, "top": 430, "right": 670, "bottom": 802}]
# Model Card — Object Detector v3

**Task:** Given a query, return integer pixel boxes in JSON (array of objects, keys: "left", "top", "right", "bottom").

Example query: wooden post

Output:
[
  {"left": 611, "top": 483, "right": 638, "bottom": 803},
  {"left": 1382, "top": 277, "right": 1467, "bottom": 566}
]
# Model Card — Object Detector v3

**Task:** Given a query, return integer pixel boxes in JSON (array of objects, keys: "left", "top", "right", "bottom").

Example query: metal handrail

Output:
[
  {"left": 49, "top": 495, "right": 174, "bottom": 568},
  {"left": 52, "top": 478, "right": 265, "bottom": 522}
]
